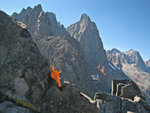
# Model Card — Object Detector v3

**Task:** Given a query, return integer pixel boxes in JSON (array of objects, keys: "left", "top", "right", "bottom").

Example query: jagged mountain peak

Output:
[
  {"left": 107, "top": 48, "right": 121, "bottom": 55},
  {"left": 34, "top": 4, "right": 42, "bottom": 10},
  {"left": 67, "top": 13, "right": 108, "bottom": 74},
  {"left": 12, "top": 4, "right": 69, "bottom": 41},
  {"left": 80, "top": 13, "right": 91, "bottom": 23},
  {"left": 19, "top": 4, "right": 42, "bottom": 16},
  {"left": 125, "top": 49, "right": 139, "bottom": 55}
]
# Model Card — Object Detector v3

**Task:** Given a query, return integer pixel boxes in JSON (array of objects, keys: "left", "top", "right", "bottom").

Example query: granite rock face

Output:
[
  {"left": 0, "top": 10, "right": 99, "bottom": 113},
  {"left": 42, "top": 83, "right": 99, "bottom": 113},
  {"left": 38, "top": 35, "right": 96, "bottom": 97},
  {"left": 111, "top": 80, "right": 141, "bottom": 100},
  {"left": 0, "top": 10, "right": 49, "bottom": 105},
  {"left": 67, "top": 14, "right": 128, "bottom": 92},
  {"left": 107, "top": 48, "right": 150, "bottom": 105},
  {"left": 12, "top": 5, "right": 96, "bottom": 97},
  {"left": 67, "top": 14, "right": 107, "bottom": 73},
  {"left": 12, "top": 4, "right": 69, "bottom": 43},
  {"left": 94, "top": 80, "right": 150, "bottom": 113}
]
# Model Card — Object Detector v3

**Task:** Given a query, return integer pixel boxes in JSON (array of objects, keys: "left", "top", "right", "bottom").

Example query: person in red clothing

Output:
[{"left": 50, "top": 66, "right": 62, "bottom": 90}]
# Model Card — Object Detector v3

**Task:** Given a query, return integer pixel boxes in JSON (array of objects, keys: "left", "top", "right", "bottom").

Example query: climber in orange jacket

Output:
[{"left": 50, "top": 66, "right": 62, "bottom": 89}]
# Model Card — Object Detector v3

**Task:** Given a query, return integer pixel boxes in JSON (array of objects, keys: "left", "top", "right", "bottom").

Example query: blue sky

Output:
[{"left": 0, "top": 0, "right": 150, "bottom": 60}]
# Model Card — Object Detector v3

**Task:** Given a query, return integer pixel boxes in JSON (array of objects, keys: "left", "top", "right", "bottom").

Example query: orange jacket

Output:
[{"left": 50, "top": 66, "right": 62, "bottom": 87}]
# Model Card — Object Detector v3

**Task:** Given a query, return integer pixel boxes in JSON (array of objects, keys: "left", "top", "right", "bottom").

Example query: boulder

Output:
[
  {"left": 14, "top": 77, "right": 29, "bottom": 96},
  {"left": 112, "top": 80, "right": 141, "bottom": 100}
]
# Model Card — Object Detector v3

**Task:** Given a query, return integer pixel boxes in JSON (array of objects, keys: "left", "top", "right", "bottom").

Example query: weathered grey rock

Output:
[
  {"left": 134, "top": 96, "right": 150, "bottom": 112},
  {"left": 42, "top": 83, "right": 99, "bottom": 113},
  {"left": 121, "top": 83, "right": 141, "bottom": 100},
  {"left": 94, "top": 92, "right": 150, "bottom": 113},
  {"left": 14, "top": 77, "right": 29, "bottom": 96},
  {"left": 67, "top": 13, "right": 128, "bottom": 93},
  {"left": 95, "top": 80, "right": 150, "bottom": 113},
  {"left": 112, "top": 79, "right": 129, "bottom": 95},
  {"left": 38, "top": 35, "right": 96, "bottom": 97},
  {"left": 67, "top": 14, "right": 107, "bottom": 74},
  {"left": 112, "top": 80, "right": 141, "bottom": 100},
  {"left": 12, "top": 4, "right": 69, "bottom": 43},
  {"left": 0, "top": 101, "right": 33, "bottom": 113},
  {"left": 0, "top": 10, "right": 49, "bottom": 109},
  {"left": 116, "top": 83, "right": 125, "bottom": 96},
  {"left": 0, "top": 10, "right": 99, "bottom": 113}
]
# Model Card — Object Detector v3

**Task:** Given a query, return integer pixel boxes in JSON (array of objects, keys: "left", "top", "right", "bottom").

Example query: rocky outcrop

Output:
[
  {"left": 95, "top": 92, "right": 150, "bottom": 113},
  {"left": 0, "top": 10, "right": 49, "bottom": 105},
  {"left": 42, "top": 83, "right": 99, "bottom": 113},
  {"left": 94, "top": 80, "right": 150, "bottom": 113},
  {"left": 107, "top": 48, "right": 150, "bottom": 105},
  {"left": 111, "top": 80, "right": 141, "bottom": 100},
  {"left": 0, "top": 10, "right": 99, "bottom": 113},
  {"left": 12, "top": 4, "right": 69, "bottom": 43},
  {"left": 38, "top": 35, "right": 96, "bottom": 97}
]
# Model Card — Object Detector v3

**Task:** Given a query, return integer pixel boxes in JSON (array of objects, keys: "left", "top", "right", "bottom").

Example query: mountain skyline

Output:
[
  {"left": 0, "top": 3, "right": 150, "bottom": 112},
  {"left": 1, "top": 0, "right": 150, "bottom": 60}
]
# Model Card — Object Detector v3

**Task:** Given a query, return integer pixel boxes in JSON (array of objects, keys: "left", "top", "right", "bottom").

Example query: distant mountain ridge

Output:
[
  {"left": 1, "top": 4, "right": 150, "bottom": 112},
  {"left": 107, "top": 48, "right": 150, "bottom": 105},
  {"left": 107, "top": 48, "right": 149, "bottom": 71}
]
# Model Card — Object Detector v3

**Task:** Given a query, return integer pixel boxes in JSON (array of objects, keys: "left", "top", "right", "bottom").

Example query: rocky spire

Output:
[
  {"left": 12, "top": 4, "right": 69, "bottom": 43},
  {"left": 79, "top": 13, "right": 91, "bottom": 24},
  {"left": 107, "top": 48, "right": 121, "bottom": 55},
  {"left": 67, "top": 13, "right": 107, "bottom": 73}
]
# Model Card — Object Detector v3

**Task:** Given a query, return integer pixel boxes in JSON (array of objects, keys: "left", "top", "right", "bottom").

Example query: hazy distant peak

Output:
[
  {"left": 129, "top": 49, "right": 137, "bottom": 52},
  {"left": 125, "top": 49, "right": 139, "bottom": 55},
  {"left": 108, "top": 48, "right": 121, "bottom": 55}
]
